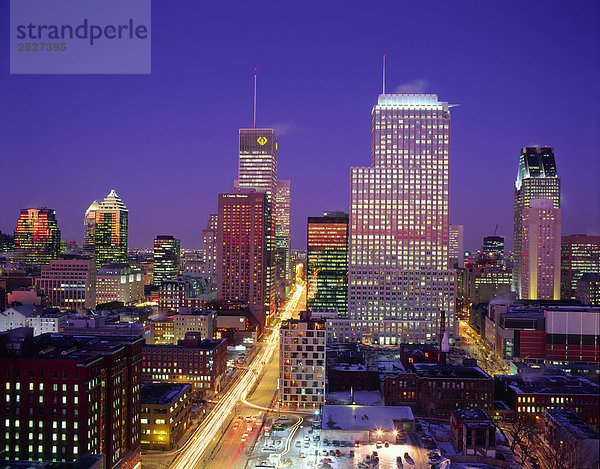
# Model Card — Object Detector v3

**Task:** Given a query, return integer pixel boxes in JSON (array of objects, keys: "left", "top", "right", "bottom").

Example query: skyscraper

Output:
[
  {"left": 348, "top": 93, "right": 455, "bottom": 344},
  {"left": 94, "top": 189, "right": 129, "bottom": 269},
  {"left": 275, "top": 180, "right": 292, "bottom": 288},
  {"left": 12, "top": 208, "right": 61, "bottom": 264},
  {"left": 83, "top": 200, "right": 100, "bottom": 254},
  {"left": 307, "top": 212, "right": 349, "bottom": 316},
  {"left": 482, "top": 236, "right": 505, "bottom": 266},
  {"left": 237, "top": 128, "right": 277, "bottom": 192},
  {"left": 449, "top": 224, "right": 464, "bottom": 268},
  {"left": 514, "top": 146, "right": 560, "bottom": 297},
  {"left": 153, "top": 235, "right": 181, "bottom": 287},
  {"left": 519, "top": 199, "right": 561, "bottom": 300},
  {"left": 201, "top": 214, "right": 218, "bottom": 288},
  {"left": 560, "top": 234, "right": 600, "bottom": 300},
  {"left": 217, "top": 190, "right": 274, "bottom": 328}
]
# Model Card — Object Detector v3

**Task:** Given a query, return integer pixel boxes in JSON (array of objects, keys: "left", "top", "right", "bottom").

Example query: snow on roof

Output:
[{"left": 321, "top": 405, "right": 414, "bottom": 432}]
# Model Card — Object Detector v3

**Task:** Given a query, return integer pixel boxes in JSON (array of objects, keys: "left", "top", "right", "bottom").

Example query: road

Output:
[
  {"left": 166, "top": 281, "right": 306, "bottom": 469},
  {"left": 458, "top": 320, "right": 509, "bottom": 375}
]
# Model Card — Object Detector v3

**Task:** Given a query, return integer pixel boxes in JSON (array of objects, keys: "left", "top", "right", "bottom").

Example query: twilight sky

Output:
[{"left": 1, "top": 0, "right": 599, "bottom": 251}]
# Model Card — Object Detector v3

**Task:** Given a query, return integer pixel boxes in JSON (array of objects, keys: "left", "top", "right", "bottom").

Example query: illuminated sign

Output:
[{"left": 257, "top": 136, "right": 268, "bottom": 145}]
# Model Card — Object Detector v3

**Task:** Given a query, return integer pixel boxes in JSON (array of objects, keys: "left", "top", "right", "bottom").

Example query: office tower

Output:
[
  {"left": 12, "top": 208, "right": 61, "bottom": 265},
  {"left": 482, "top": 235, "right": 505, "bottom": 266},
  {"left": 201, "top": 214, "right": 218, "bottom": 288},
  {"left": 35, "top": 257, "right": 96, "bottom": 310},
  {"left": 307, "top": 212, "right": 349, "bottom": 316},
  {"left": 153, "top": 235, "right": 181, "bottom": 287},
  {"left": 348, "top": 93, "right": 455, "bottom": 344},
  {"left": 217, "top": 190, "right": 274, "bottom": 328},
  {"left": 275, "top": 180, "right": 292, "bottom": 287},
  {"left": 0, "top": 328, "right": 143, "bottom": 467},
  {"left": 237, "top": 128, "right": 277, "bottom": 192},
  {"left": 96, "top": 263, "right": 144, "bottom": 305},
  {"left": 519, "top": 199, "right": 561, "bottom": 300},
  {"left": 560, "top": 234, "right": 600, "bottom": 300},
  {"left": 94, "top": 189, "right": 128, "bottom": 269},
  {"left": 449, "top": 224, "right": 465, "bottom": 268},
  {"left": 279, "top": 319, "right": 326, "bottom": 408},
  {"left": 514, "top": 146, "right": 560, "bottom": 297},
  {"left": 82, "top": 200, "right": 100, "bottom": 254}
]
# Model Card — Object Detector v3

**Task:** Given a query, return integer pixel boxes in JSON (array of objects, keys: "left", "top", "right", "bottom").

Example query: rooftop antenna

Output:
[
  {"left": 382, "top": 53, "right": 386, "bottom": 94},
  {"left": 253, "top": 67, "right": 257, "bottom": 128}
]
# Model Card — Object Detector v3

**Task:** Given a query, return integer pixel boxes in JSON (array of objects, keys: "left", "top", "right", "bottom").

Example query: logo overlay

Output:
[
  {"left": 10, "top": 0, "right": 151, "bottom": 74},
  {"left": 257, "top": 137, "right": 268, "bottom": 145}
]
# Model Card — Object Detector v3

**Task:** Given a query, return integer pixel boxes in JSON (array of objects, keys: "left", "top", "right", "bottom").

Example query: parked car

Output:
[
  {"left": 376, "top": 441, "right": 383, "bottom": 448},
  {"left": 384, "top": 441, "right": 390, "bottom": 448},
  {"left": 295, "top": 441, "right": 301, "bottom": 447},
  {"left": 335, "top": 449, "right": 341, "bottom": 456}
]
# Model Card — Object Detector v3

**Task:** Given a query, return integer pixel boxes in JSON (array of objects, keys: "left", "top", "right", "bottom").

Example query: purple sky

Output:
[{"left": 1, "top": 1, "right": 599, "bottom": 251}]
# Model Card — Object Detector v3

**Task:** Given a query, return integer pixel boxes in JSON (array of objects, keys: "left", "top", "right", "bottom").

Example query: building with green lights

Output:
[
  {"left": 307, "top": 212, "right": 349, "bottom": 316},
  {"left": 93, "top": 190, "right": 128, "bottom": 269}
]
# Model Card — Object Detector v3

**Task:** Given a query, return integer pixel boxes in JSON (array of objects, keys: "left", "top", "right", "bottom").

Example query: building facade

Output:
[
  {"left": 275, "top": 180, "right": 292, "bottom": 291},
  {"left": 13, "top": 208, "right": 61, "bottom": 265},
  {"left": 35, "top": 257, "right": 96, "bottom": 310},
  {"left": 514, "top": 147, "right": 560, "bottom": 298},
  {"left": 93, "top": 190, "right": 128, "bottom": 269},
  {"left": 519, "top": 199, "right": 561, "bottom": 300},
  {"left": 96, "top": 263, "right": 144, "bottom": 305},
  {"left": 307, "top": 212, "right": 349, "bottom": 316},
  {"left": 173, "top": 309, "right": 216, "bottom": 342},
  {"left": 449, "top": 224, "right": 465, "bottom": 268},
  {"left": 82, "top": 201, "right": 100, "bottom": 255},
  {"left": 561, "top": 234, "right": 600, "bottom": 301},
  {"left": 349, "top": 93, "right": 456, "bottom": 344},
  {"left": 0, "top": 328, "right": 143, "bottom": 467},
  {"left": 153, "top": 235, "right": 181, "bottom": 287},
  {"left": 279, "top": 319, "right": 326, "bottom": 407}
]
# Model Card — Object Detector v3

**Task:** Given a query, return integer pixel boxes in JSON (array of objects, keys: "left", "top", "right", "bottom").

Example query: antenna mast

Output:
[
  {"left": 253, "top": 67, "right": 257, "bottom": 128},
  {"left": 382, "top": 54, "right": 386, "bottom": 94}
]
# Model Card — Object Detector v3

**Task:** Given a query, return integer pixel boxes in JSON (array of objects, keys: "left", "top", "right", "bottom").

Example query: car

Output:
[
  {"left": 300, "top": 452, "right": 306, "bottom": 458},
  {"left": 372, "top": 451, "right": 378, "bottom": 458},
  {"left": 329, "top": 449, "right": 335, "bottom": 456},
  {"left": 335, "top": 449, "right": 341, "bottom": 456},
  {"left": 366, "top": 454, "right": 371, "bottom": 461},
  {"left": 384, "top": 441, "right": 390, "bottom": 448},
  {"left": 304, "top": 441, "right": 310, "bottom": 448},
  {"left": 376, "top": 441, "right": 383, "bottom": 448},
  {"left": 295, "top": 441, "right": 301, "bottom": 447},
  {"left": 333, "top": 440, "right": 341, "bottom": 447},
  {"left": 404, "top": 452, "right": 410, "bottom": 459},
  {"left": 358, "top": 463, "right": 368, "bottom": 469},
  {"left": 354, "top": 440, "right": 361, "bottom": 447},
  {"left": 305, "top": 435, "right": 311, "bottom": 441},
  {"left": 313, "top": 435, "right": 320, "bottom": 442},
  {"left": 321, "top": 458, "right": 333, "bottom": 463},
  {"left": 349, "top": 450, "right": 355, "bottom": 458},
  {"left": 323, "top": 439, "right": 330, "bottom": 446}
]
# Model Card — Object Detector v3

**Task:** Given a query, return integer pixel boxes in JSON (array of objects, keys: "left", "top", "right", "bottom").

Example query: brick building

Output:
[
  {"left": 0, "top": 327, "right": 143, "bottom": 467},
  {"left": 383, "top": 363, "right": 494, "bottom": 418},
  {"left": 142, "top": 335, "right": 227, "bottom": 396}
]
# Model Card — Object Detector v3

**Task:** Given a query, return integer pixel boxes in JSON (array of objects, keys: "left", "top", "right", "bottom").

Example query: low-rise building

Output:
[
  {"left": 450, "top": 409, "right": 496, "bottom": 456},
  {"left": 174, "top": 309, "right": 216, "bottom": 342},
  {"left": 0, "top": 305, "right": 67, "bottom": 336},
  {"left": 140, "top": 382, "right": 193, "bottom": 451},
  {"left": 383, "top": 363, "right": 494, "bottom": 418},
  {"left": 35, "top": 257, "right": 96, "bottom": 310},
  {"left": 96, "top": 263, "right": 144, "bottom": 305},
  {"left": 543, "top": 408, "right": 599, "bottom": 469},
  {"left": 142, "top": 335, "right": 227, "bottom": 396},
  {"left": 152, "top": 316, "right": 175, "bottom": 344},
  {"left": 279, "top": 319, "right": 326, "bottom": 408},
  {"left": 61, "top": 315, "right": 152, "bottom": 344}
]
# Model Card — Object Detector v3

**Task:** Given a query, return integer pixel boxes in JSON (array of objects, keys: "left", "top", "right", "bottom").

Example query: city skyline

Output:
[{"left": 1, "top": 1, "right": 599, "bottom": 251}]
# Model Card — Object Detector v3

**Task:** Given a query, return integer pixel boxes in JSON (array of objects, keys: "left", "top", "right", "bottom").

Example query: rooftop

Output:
[
  {"left": 141, "top": 382, "right": 191, "bottom": 406},
  {"left": 412, "top": 363, "right": 491, "bottom": 380},
  {"left": 451, "top": 408, "right": 491, "bottom": 422},
  {"left": 545, "top": 408, "right": 600, "bottom": 440},
  {"left": 321, "top": 405, "right": 414, "bottom": 432}
]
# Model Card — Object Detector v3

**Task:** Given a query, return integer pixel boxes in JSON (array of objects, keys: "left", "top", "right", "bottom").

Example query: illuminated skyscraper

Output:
[
  {"left": 237, "top": 128, "right": 277, "bottom": 192},
  {"left": 514, "top": 146, "right": 560, "bottom": 297},
  {"left": 482, "top": 235, "right": 505, "bottom": 266},
  {"left": 275, "top": 180, "right": 292, "bottom": 288},
  {"left": 348, "top": 93, "right": 455, "bottom": 344},
  {"left": 560, "top": 234, "right": 600, "bottom": 300},
  {"left": 153, "top": 235, "right": 181, "bottom": 287},
  {"left": 201, "top": 214, "right": 218, "bottom": 288},
  {"left": 307, "top": 212, "right": 349, "bottom": 316},
  {"left": 83, "top": 200, "right": 100, "bottom": 254},
  {"left": 449, "top": 224, "right": 464, "bottom": 268},
  {"left": 13, "top": 208, "right": 61, "bottom": 264},
  {"left": 519, "top": 199, "right": 561, "bottom": 300},
  {"left": 217, "top": 189, "right": 275, "bottom": 328},
  {"left": 94, "top": 189, "right": 128, "bottom": 269}
]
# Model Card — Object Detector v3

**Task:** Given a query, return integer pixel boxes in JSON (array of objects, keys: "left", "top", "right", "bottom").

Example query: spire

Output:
[
  {"left": 382, "top": 54, "right": 386, "bottom": 94},
  {"left": 253, "top": 67, "right": 257, "bottom": 128}
]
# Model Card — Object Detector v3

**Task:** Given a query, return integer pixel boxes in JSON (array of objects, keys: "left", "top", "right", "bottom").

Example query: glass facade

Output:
[
  {"left": 307, "top": 212, "right": 349, "bottom": 316},
  {"left": 349, "top": 93, "right": 455, "bottom": 343},
  {"left": 153, "top": 235, "right": 181, "bottom": 287},
  {"left": 93, "top": 190, "right": 128, "bottom": 270},
  {"left": 560, "top": 235, "right": 600, "bottom": 300},
  {"left": 13, "top": 208, "right": 61, "bottom": 265}
]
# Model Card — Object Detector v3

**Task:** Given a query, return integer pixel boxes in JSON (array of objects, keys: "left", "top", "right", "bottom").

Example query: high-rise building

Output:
[
  {"left": 35, "top": 257, "right": 96, "bottom": 310},
  {"left": 237, "top": 128, "right": 277, "bottom": 192},
  {"left": 153, "top": 235, "right": 181, "bottom": 287},
  {"left": 217, "top": 190, "right": 275, "bottom": 328},
  {"left": 201, "top": 214, "right": 218, "bottom": 288},
  {"left": 82, "top": 200, "right": 100, "bottom": 254},
  {"left": 449, "top": 224, "right": 465, "bottom": 268},
  {"left": 482, "top": 235, "right": 505, "bottom": 266},
  {"left": 307, "top": 212, "right": 349, "bottom": 316},
  {"left": 348, "top": 93, "right": 456, "bottom": 344},
  {"left": 560, "top": 234, "right": 600, "bottom": 300},
  {"left": 12, "top": 208, "right": 61, "bottom": 265},
  {"left": 275, "top": 180, "right": 292, "bottom": 288},
  {"left": 514, "top": 147, "right": 560, "bottom": 297},
  {"left": 519, "top": 199, "right": 561, "bottom": 300},
  {"left": 94, "top": 189, "right": 128, "bottom": 269}
]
